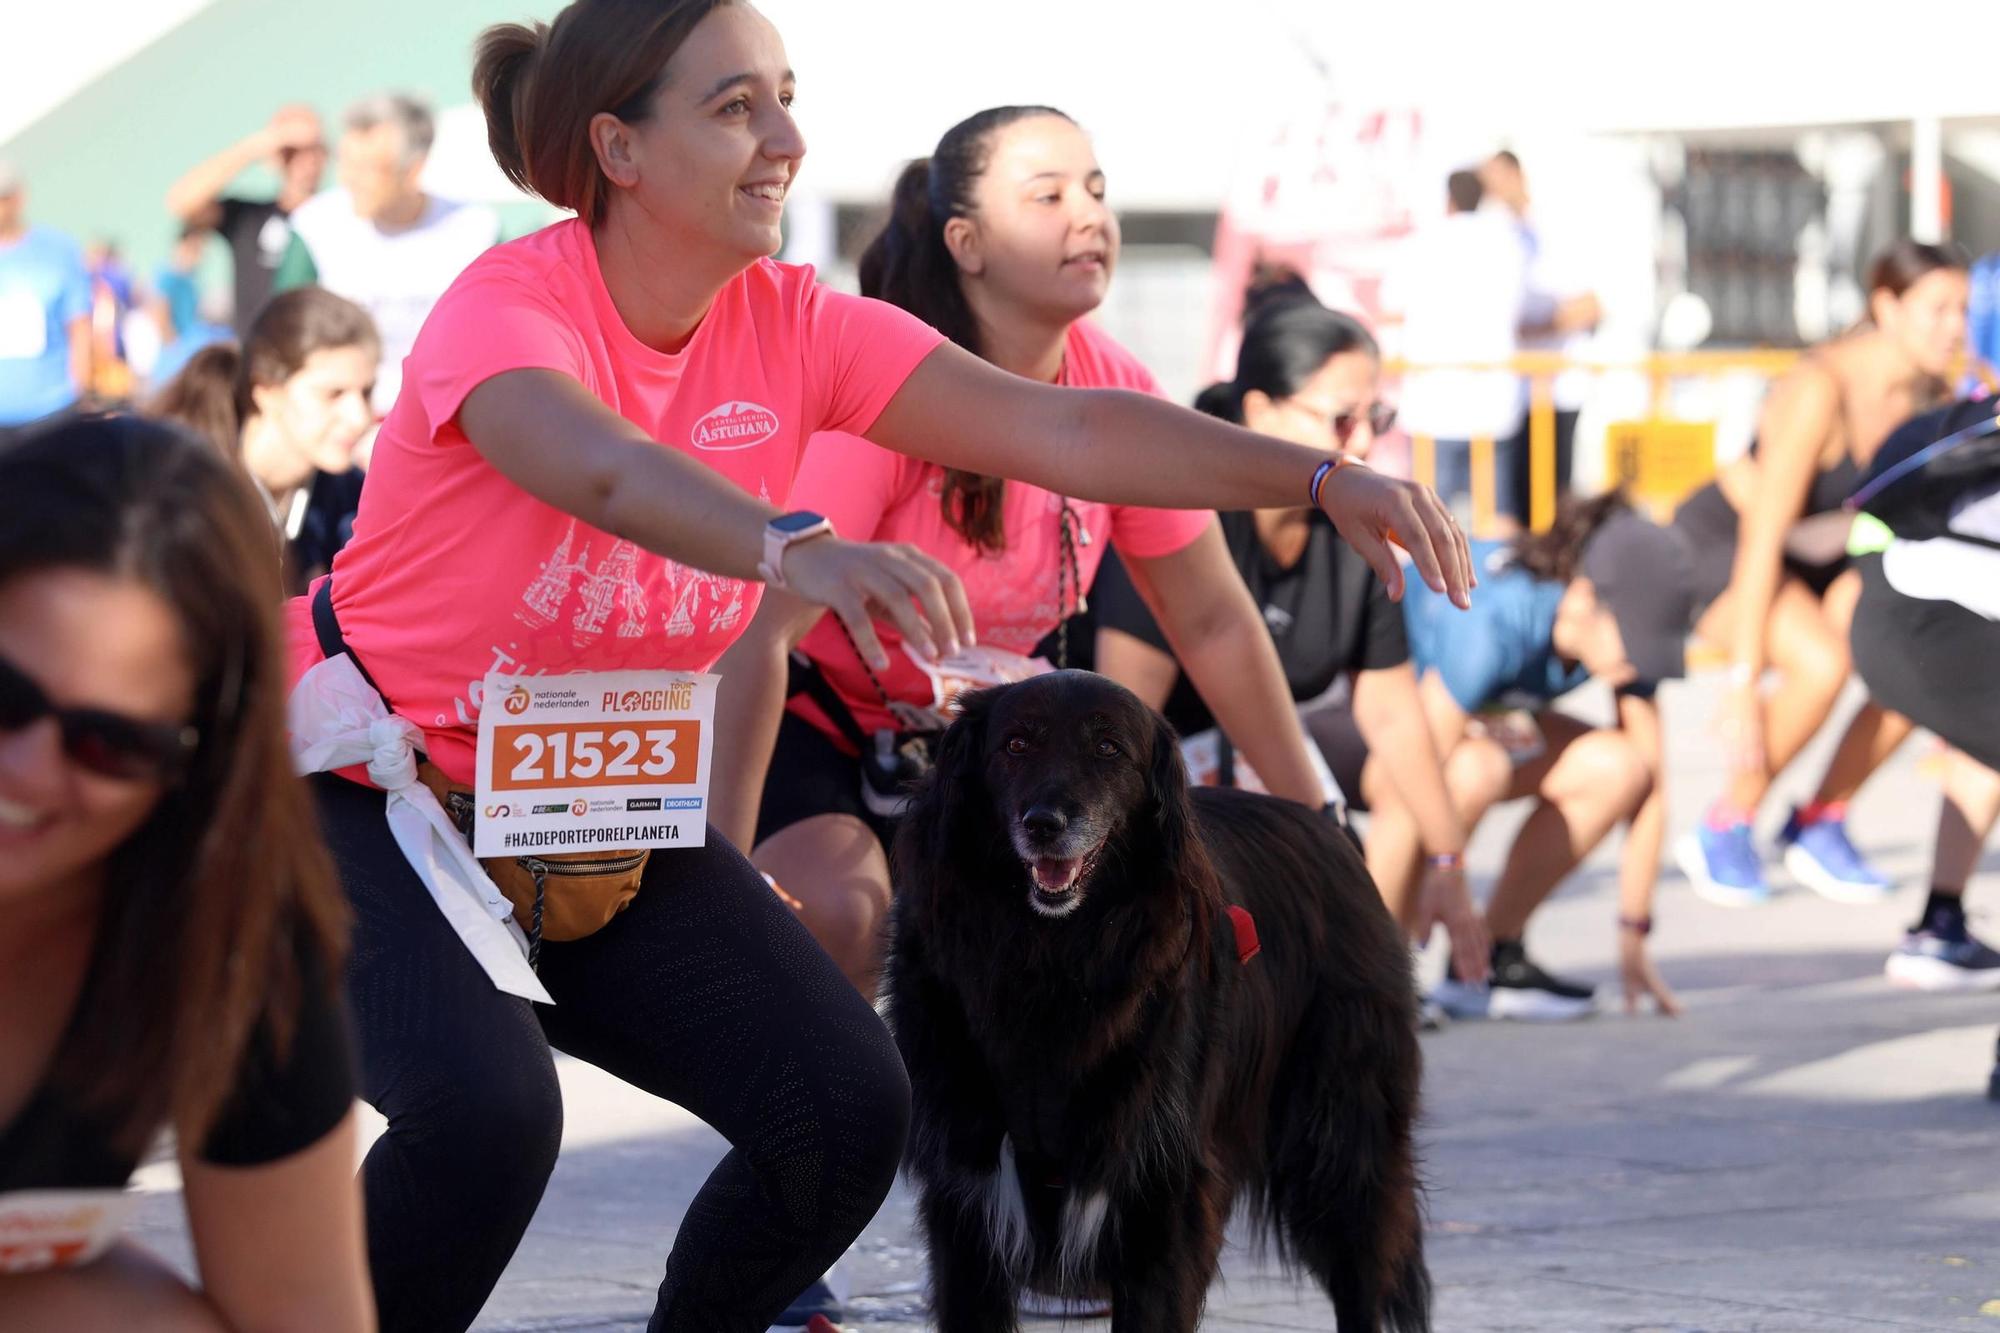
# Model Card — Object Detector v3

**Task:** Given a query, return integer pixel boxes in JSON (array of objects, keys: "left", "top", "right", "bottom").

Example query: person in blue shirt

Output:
[
  {"left": 0, "top": 164, "right": 92, "bottom": 430},
  {"left": 1401, "top": 493, "right": 1696, "bottom": 1020}
]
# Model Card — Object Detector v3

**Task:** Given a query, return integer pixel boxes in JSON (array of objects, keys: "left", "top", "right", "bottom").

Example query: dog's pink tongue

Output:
[{"left": 1032, "top": 858, "right": 1079, "bottom": 891}]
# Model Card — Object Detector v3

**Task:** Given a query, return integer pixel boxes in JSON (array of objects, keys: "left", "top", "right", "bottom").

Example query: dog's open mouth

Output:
[{"left": 1025, "top": 844, "right": 1103, "bottom": 917}]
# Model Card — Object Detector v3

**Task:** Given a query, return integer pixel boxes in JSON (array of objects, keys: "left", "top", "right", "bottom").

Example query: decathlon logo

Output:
[{"left": 691, "top": 401, "right": 779, "bottom": 451}]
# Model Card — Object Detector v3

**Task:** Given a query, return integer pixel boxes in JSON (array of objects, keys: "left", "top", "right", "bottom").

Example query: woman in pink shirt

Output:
[
  {"left": 711, "top": 109, "right": 1467, "bottom": 1005},
  {"left": 293, "top": 5, "right": 1471, "bottom": 1332}
]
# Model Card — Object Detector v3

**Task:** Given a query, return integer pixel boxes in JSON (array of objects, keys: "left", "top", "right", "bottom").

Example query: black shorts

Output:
[
  {"left": 1673, "top": 481, "right": 1851, "bottom": 617},
  {"left": 753, "top": 711, "right": 901, "bottom": 851},
  {"left": 1851, "top": 552, "right": 2000, "bottom": 773}
]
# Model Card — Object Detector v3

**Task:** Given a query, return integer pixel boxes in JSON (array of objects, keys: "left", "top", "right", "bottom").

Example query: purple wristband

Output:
[{"left": 1309, "top": 458, "right": 1338, "bottom": 509}]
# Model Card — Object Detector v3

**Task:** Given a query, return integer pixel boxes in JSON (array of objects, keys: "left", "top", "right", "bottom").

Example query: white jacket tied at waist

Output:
[{"left": 287, "top": 653, "right": 553, "bottom": 1003}]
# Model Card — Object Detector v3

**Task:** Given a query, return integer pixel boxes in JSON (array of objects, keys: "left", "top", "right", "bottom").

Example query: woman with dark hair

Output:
[
  {"left": 1675, "top": 239, "right": 1969, "bottom": 908},
  {"left": 0, "top": 416, "right": 368, "bottom": 1329},
  {"left": 1092, "top": 284, "right": 1487, "bottom": 1005},
  {"left": 290, "top": 4, "right": 1472, "bottom": 1331},
  {"left": 1404, "top": 492, "right": 1699, "bottom": 1019},
  {"left": 151, "top": 285, "right": 379, "bottom": 593}
]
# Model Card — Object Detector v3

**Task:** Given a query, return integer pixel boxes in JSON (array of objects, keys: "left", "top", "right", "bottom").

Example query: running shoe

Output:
[
  {"left": 1486, "top": 942, "right": 1597, "bottom": 1022},
  {"left": 1429, "top": 973, "right": 1491, "bottom": 1021},
  {"left": 769, "top": 1264, "right": 850, "bottom": 1333},
  {"left": 1778, "top": 807, "right": 1893, "bottom": 903},
  {"left": 1676, "top": 822, "right": 1771, "bottom": 908},
  {"left": 1417, "top": 995, "right": 1450, "bottom": 1032},
  {"left": 1885, "top": 919, "right": 2000, "bottom": 993}
]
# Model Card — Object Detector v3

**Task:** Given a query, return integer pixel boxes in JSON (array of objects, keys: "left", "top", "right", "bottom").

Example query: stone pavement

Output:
[{"left": 127, "top": 677, "right": 2000, "bottom": 1329}]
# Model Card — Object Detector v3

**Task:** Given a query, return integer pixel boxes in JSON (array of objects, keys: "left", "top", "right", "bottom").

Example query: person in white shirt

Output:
[
  {"left": 1393, "top": 171, "right": 1529, "bottom": 525},
  {"left": 278, "top": 94, "right": 499, "bottom": 415},
  {"left": 1482, "top": 150, "right": 1602, "bottom": 507}
]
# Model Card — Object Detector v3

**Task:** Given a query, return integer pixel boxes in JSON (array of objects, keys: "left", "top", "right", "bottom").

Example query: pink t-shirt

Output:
[
  {"left": 284, "top": 218, "right": 943, "bottom": 784},
  {"left": 791, "top": 319, "right": 1213, "bottom": 742}
]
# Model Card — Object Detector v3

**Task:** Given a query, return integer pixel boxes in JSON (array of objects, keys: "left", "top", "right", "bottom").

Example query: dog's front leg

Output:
[
  {"left": 921, "top": 1183, "right": 1024, "bottom": 1333},
  {"left": 1106, "top": 1168, "right": 1231, "bottom": 1333}
]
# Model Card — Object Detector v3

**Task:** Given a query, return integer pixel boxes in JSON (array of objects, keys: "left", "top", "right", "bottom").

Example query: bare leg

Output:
[
  {"left": 1483, "top": 715, "right": 1652, "bottom": 941},
  {"left": 752, "top": 813, "right": 893, "bottom": 1000},
  {"left": 1362, "top": 737, "right": 1509, "bottom": 937},
  {"left": 1694, "top": 579, "right": 1851, "bottom": 812},
  {"left": 0, "top": 1243, "right": 230, "bottom": 1332},
  {"left": 1934, "top": 751, "right": 2000, "bottom": 899}
]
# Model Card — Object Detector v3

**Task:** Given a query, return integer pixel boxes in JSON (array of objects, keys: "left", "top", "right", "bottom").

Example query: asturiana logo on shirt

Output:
[{"left": 691, "top": 401, "right": 779, "bottom": 451}]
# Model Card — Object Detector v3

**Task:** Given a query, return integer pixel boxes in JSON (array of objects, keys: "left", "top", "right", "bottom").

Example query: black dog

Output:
[{"left": 884, "top": 671, "right": 1429, "bottom": 1332}]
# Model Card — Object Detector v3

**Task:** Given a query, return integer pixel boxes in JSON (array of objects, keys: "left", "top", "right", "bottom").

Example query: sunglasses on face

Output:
[
  {"left": 1281, "top": 397, "right": 1398, "bottom": 444},
  {"left": 0, "top": 653, "right": 199, "bottom": 782}
]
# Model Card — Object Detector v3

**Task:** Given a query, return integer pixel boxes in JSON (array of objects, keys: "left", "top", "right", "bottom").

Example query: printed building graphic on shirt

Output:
[{"left": 520, "top": 518, "right": 745, "bottom": 643}]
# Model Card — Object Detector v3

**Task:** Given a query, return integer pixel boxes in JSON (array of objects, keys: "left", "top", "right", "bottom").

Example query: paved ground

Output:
[{"left": 129, "top": 676, "right": 2000, "bottom": 1330}]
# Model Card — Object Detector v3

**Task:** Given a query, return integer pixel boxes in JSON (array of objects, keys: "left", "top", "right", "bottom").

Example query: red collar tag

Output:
[{"left": 1225, "top": 904, "right": 1260, "bottom": 964}]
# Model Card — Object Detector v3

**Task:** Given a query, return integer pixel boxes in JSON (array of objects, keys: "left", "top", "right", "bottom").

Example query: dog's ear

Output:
[
  {"left": 898, "top": 685, "right": 997, "bottom": 870},
  {"left": 1147, "top": 711, "right": 1198, "bottom": 868}
]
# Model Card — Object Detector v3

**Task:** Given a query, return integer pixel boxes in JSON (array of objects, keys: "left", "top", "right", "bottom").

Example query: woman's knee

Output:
[
  {"left": 380, "top": 1033, "right": 565, "bottom": 1184},
  {"left": 1445, "top": 738, "right": 1512, "bottom": 813}
]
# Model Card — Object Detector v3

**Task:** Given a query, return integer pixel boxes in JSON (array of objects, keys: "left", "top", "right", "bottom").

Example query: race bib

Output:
[
  {"left": 0, "top": 288, "right": 50, "bottom": 359},
  {"left": 472, "top": 670, "right": 717, "bottom": 857},
  {"left": 0, "top": 1189, "right": 136, "bottom": 1274}
]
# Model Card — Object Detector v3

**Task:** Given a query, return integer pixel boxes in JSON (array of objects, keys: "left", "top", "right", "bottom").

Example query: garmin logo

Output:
[{"left": 691, "top": 401, "right": 779, "bottom": 451}]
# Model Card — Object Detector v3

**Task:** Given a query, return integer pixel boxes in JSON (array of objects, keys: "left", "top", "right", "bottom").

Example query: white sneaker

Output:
[{"left": 1430, "top": 976, "right": 1491, "bottom": 1020}]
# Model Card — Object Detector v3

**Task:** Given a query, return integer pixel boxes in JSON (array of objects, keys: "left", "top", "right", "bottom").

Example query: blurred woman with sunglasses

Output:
[
  {"left": 0, "top": 416, "right": 369, "bottom": 1330},
  {"left": 1094, "top": 280, "right": 1488, "bottom": 1000}
]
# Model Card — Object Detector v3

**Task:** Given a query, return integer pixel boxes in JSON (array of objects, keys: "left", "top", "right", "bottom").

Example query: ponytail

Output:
[
  {"left": 471, "top": 21, "right": 544, "bottom": 198},
  {"left": 150, "top": 343, "right": 247, "bottom": 459},
  {"left": 1194, "top": 380, "right": 1247, "bottom": 424},
  {"left": 860, "top": 106, "right": 1074, "bottom": 554},
  {"left": 1509, "top": 489, "right": 1631, "bottom": 583}
]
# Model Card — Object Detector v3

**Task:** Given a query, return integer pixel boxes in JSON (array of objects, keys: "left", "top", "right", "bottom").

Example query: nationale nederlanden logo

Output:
[
  {"left": 503, "top": 685, "right": 532, "bottom": 715},
  {"left": 691, "top": 401, "right": 779, "bottom": 451}
]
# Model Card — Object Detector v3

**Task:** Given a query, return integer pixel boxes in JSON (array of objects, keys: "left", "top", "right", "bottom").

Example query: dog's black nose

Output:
[{"left": 1021, "top": 804, "right": 1068, "bottom": 841}]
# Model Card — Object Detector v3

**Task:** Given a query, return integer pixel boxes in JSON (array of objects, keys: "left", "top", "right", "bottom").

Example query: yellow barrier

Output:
[{"left": 1391, "top": 350, "right": 1803, "bottom": 534}]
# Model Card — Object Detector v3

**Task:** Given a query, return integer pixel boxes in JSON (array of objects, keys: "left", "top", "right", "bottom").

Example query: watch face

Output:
[{"left": 772, "top": 511, "right": 828, "bottom": 534}]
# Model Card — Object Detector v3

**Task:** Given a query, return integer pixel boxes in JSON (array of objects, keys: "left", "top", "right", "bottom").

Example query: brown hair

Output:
[
  {"left": 0, "top": 414, "right": 348, "bottom": 1156},
  {"left": 1509, "top": 489, "right": 1630, "bottom": 583},
  {"left": 1866, "top": 237, "right": 1969, "bottom": 304},
  {"left": 859, "top": 105, "right": 1076, "bottom": 554},
  {"left": 149, "top": 286, "right": 378, "bottom": 460},
  {"left": 473, "top": 0, "right": 736, "bottom": 228}
]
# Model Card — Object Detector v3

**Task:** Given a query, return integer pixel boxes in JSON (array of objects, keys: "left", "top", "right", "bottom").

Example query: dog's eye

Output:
[
  {"left": 1096, "top": 739, "right": 1121, "bottom": 758},
  {"left": 1006, "top": 737, "right": 1030, "bottom": 756}
]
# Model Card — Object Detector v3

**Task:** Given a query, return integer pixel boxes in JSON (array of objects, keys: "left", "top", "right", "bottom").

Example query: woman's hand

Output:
[
  {"left": 1316, "top": 462, "right": 1474, "bottom": 608},
  {"left": 1715, "top": 681, "right": 1765, "bottom": 777},
  {"left": 778, "top": 537, "right": 976, "bottom": 671},
  {"left": 1619, "top": 926, "right": 1683, "bottom": 1017},
  {"left": 1419, "top": 863, "right": 1490, "bottom": 985}
]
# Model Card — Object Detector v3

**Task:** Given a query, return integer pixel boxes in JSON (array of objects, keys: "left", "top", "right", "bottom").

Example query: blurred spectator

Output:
[
  {"left": 1971, "top": 249, "right": 1999, "bottom": 388},
  {"left": 0, "top": 162, "right": 92, "bottom": 432},
  {"left": 1482, "top": 150, "right": 1602, "bottom": 506},
  {"left": 83, "top": 240, "right": 137, "bottom": 401},
  {"left": 277, "top": 93, "right": 498, "bottom": 415},
  {"left": 148, "top": 226, "right": 233, "bottom": 386},
  {"left": 166, "top": 104, "right": 328, "bottom": 335},
  {"left": 150, "top": 286, "right": 378, "bottom": 594},
  {"left": 1393, "top": 169, "right": 1529, "bottom": 526}
]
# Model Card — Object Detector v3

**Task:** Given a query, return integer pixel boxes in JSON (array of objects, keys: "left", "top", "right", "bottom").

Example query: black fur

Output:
[{"left": 884, "top": 671, "right": 1430, "bottom": 1332}]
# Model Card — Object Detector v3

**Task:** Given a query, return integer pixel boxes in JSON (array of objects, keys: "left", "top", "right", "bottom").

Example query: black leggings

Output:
[
  {"left": 1850, "top": 553, "right": 2000, "bottom": 773},
  {"left": 312, "top": 773, "right": 910, "bottom": 1333}
]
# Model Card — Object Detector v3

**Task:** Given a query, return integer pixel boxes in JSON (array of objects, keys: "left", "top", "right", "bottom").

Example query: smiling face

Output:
[
  {"left": 247, "top": 344, "right": 377, "bottom": 487},
  {"left": 977, "top": 672, "right": 1163, "bottom": 920},
  {"left": 0, "top": 568, "right": 195, "bottom": 911},
  {"left": 594, "top": 3, "right": 804, "bottom": 265},
  {"left": 948, "top": 114, "right": 1117, "bottom": 327}
]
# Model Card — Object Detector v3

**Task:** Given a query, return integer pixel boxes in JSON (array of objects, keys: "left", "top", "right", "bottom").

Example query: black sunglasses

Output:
[{"left": 0, "top": 652, "right": 199, "bottom": 782}]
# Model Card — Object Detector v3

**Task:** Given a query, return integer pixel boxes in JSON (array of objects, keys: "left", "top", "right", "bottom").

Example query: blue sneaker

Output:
[
  {"left": 1675, "top": 822, "right": 1770, "bottom": 907},
  {"left": 1778, "top": 808, "right": 1893, "bottom": 903},
  {"left": 1885, "top": 918, "right": 2000, "bottom": 993}
]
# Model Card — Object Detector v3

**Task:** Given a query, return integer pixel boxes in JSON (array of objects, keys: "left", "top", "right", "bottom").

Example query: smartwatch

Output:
[{"left": 758, "top": 511, "right": 835, "bottom": 589}]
